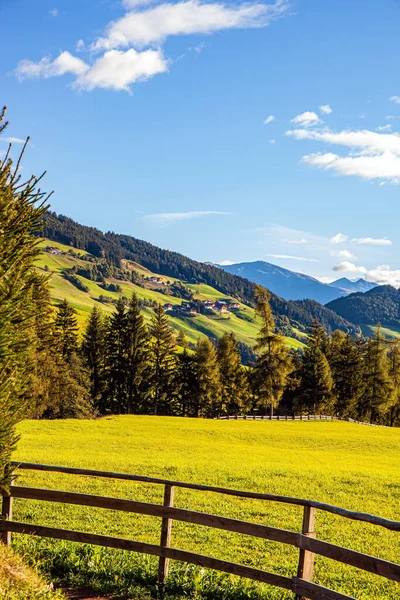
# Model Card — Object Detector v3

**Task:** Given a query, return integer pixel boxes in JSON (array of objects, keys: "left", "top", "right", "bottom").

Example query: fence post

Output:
[
  {"left": 1, "top": 470, "right": 14, "bottom": 546},
  {"left": 158, "top": 484, "right": 175, "bottom": 585},
  {"left": 295, "top": 505, "right": 316, "bottom": 599}
]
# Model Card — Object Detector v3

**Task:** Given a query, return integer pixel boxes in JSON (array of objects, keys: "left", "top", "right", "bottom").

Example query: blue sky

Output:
[{"left": 2, "top": 0, "right": 400, "bottom": 285}]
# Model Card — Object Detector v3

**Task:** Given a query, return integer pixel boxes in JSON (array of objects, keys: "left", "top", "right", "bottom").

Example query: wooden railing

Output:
[
  {"left": 1, "top": 463, "right": 399, "bottom": 600},
  {"left": 216, "top": 415, "right": 390, "bottom": 427}
]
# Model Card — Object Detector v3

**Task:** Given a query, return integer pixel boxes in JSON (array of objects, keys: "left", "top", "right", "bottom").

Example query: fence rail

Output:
[
  {"left": 215, "top": 415, "right": 389, "bottom": 427},
  {"left": 1, "top": 462, "right": 399, "bottom": 600}
]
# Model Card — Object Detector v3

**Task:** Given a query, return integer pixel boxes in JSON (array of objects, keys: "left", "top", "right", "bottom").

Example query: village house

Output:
[
  {"left": 149, "top": 276, "right": 163, "bottom": 284},
  {"left": 229, "top": 302, "right": 240, "bottom": 310},
  {"left": 163, "top": 303, "right": 173, "bottom": 312},
  {"left": 46, "top": 246, "right": 61, "bottom": 255}
]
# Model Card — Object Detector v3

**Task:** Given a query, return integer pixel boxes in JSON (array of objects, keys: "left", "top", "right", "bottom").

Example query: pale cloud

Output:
[
  {"left": 333, "top": 261, "right": 367, "bottom": 275},
  {"left": 74, "top": 49, "right": 167, "bottom": 92},
  {"left": 285, "top": 238, "right": 308, "bottom": 245},
  {"left": 75, "top": 39, "right": 85, "bottom": 52},
  {"left": 333, "top": 262, "right": 400, "bottom": 288},
  {"left": 15, "top": 51, "right": 89, "bottom": 80},
  {"left": 267, "top": 253, "right": 319, "bottom": 263},
  {"left": 1, "top": 136, "right": 25, "bottom": 144},
  {"left": 93, "top": 0, "right": 290, "bottom": 50},
  {"left": 330, "top": 249, "right": 356, "bottom": 260},
  {"left": 351, "top": 236, "right": 392, "bottom": 246},
  {"left": 389, "top": 95, "right": 400, "bottom": 104},
  {"left": 268, "top": 139, "right": 276, "bottom": 144},
  {"left": 319, "top": 104, "right": 332, "bottom": 115},
  {"left": 330, "top": 233, "right": 348, "bottom": 244},
  {"left": 49, "top": 8, "right": 58, "bottom": 17},
  {"left": 218, "top": 260, "right": 235, "bottom": 266},
  {"left": 287, "top": 127, "right": 400, "bottom": 183},
  {"left": 142, "top": 210, "right": 232, "bottom": 225},
  {"left": 290, "top": 111, "right": 322, "bottom": 127},
  {"left": 264, "top": 115, "right": 275, "bottom": 125},
  {"left": 377, "top": 124, "right": 392, "bottom": 132}
]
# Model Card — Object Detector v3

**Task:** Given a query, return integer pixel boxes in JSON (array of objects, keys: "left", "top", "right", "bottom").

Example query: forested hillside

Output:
[
  {"left": 327, "top": 286, "right": 400, "bottom": 327},
  {"left": 39, "top": 212, "right": 359, "bottom": 336}
]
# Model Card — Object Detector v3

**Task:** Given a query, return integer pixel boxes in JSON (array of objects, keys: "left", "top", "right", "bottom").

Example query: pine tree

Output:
[
  {"left": 252, "top": 285, "right": 290, "bottom": 416},
  {"left": 328, "top": 331, "right": 364, "bottom": 417},
  {"left": 360, "top": 326, "right": 394, "bottom": 423},
  {"left": 297, "top": 320, "right": 334, "bottom": 414},
  {"left": 148, "top": 304, "right": 177, "bottom": 415},
  {"left": 55, "top": 299, "right": 79, "bottom": 361},
  {"left": 103, "top": 298, "right": 128, "bottom": 413},
  {"left": 176, "top": 348, "right": 198, "bottom": 416},
  {"left": 387, "top": 341, "right": 400, "bottom": 426},
  {"left": 217, "top": 333, "right": 248, "bottom": 415},
  {"left": 195, "top": 338, "right": 222, "bottom": 417},
  {"left": 176, "top": 330, "right": 188, "bottom": 349},
  {"left": 0, "top": 107, "right": 50, "bottom": 491},
  {"left": 81, "top": 305, "right": 106, "bottom": 407},
  {"left": 125, "top": 293, "right": 151, "bottom": 414}
]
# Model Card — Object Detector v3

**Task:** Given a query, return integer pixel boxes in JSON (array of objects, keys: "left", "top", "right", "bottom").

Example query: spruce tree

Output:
[
  {"left": 176, "top": 348, "right": 198, "bottom": 416},
  {"left": 125, "top": 293, "right": 151, "bottom": 414},
  {"left": 360, "top": 326, "right": 394, "bottom": 423},
  {"left": 387, "top": 341, "right": 400, "bottom": 426},
  {"left": 103, "top": 298, "right": 128, "bottom": 413},
  {"left": 252, "top": 285, "right": 290, "bottom": 416},
  {"left": 0, "top": 107, "right": 50, "bottom": 491},
  {"left": 148, "top": 304, "right": 177, "bottom": 415},
  {"left": 328, "top": 331, "right": 364, "bottom": 417},
  {"left": 195, "top": 338, "right": 222, "bottom": 417},
  {"left": 55, "top": 299, "right": 79, "bottom": 361},
  {"left": 217, "top": 333, "right": 248, "bottom": 415},
  {"left": 81, "top": 305, "right": 106, "bottom": 407}
]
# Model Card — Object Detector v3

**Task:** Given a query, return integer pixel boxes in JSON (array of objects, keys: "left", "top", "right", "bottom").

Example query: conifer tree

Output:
[
  {"left": 55, "top": 299, "right": 79, "bottom": 361},
  {"left": 360, "top": 326, "right": 394, "bottom": 423},
  {"left": 0, "top": 106, "right": 50, "bottom": 491},
  {"left": 148, "top": 304, "right": 177, "bottom": 415},
  {"left": 81, "top": 305, "right": 106, "bottom": 407},
  {"left": 387, "top": 341, "right": 400, "bottom": 426},
  {"left": 195, "top": 338, "right": 222, "bottom": 417},
  {"left": 176, "top": 330, "right": 188, "bottom": 349},
  {"left": 328, "top": 331, "right": 364, "bottom": 417},
  {"left": 176, "top": 348, "right": 198, "bottom": 416},
  {"left": 252, "top": 285, "right": 290, "bottom": 416},
  {"left": 217, "top": 333, "right": 248, "bottom": 415},
  {"left": 297, "top": 320, "right": 334, "bottom": 414},
  {"left": 103, "top": 298, "right": 128, "bottom": 413},
  {"left": 125, "top": 293, "right": 151, "bottom": 414}
]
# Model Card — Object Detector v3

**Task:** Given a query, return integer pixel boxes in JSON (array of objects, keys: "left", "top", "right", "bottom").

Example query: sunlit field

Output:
[{"left": 12, "top": 417, "right": 400, "bottom": 599}]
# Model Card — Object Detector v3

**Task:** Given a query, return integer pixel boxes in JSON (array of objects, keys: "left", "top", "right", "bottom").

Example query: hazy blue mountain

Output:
[
  {"left": 220, "top": 261, "right": 358, "bottom": 304},
  {"left": 329, "top": 277, "right": 378, "bottom": 294}
]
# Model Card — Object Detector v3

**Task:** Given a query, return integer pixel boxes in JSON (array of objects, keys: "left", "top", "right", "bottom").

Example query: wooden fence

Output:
[
  {"left": 216, "top": 415, "right": 389, "bottom": 427},
  {"left": 1, "top": 462, "right": 399, "bottom": 600}
]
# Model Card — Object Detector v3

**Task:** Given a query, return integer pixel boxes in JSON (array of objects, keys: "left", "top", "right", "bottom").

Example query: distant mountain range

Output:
[
  {"left": 326, "top": 285, "right": 400, "bottom": 329},
  {"left": 220, "top": 261, "right": 377, "bottom": 304}
]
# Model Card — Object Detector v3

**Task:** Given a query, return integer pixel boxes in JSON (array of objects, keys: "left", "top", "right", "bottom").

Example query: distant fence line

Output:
[
  {"left": 1, "top": 462, "right": 399, "bottom": 600},
  {"left": 215, "top": 415, "right": 390, "bottom": 427}
]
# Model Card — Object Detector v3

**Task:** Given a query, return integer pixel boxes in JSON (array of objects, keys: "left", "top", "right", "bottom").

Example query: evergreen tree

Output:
[
  {"left": 0, "top": 107, "right": 50, "bottom": 490},
  {"left": 55, "top": 299, "right": 79, "bottom": 361},
  {"left": 387, "top": 341, "right": 400, "bottom": 426},
  {"left": 195, "top": 338, "right": 222, "bottom": 417},
  {"left": 360, "top": 326, "right": 394, "bottom": 423},
  {"left": 252, "top": 285, "right": 290, "bottom": 417},
  {"left": 217, "top": 333, "right": 248, "bottom": 415},
  {"left": 103, "top": 298, "right": 128, "bottom": 413},
  {"left": 81, "top": 305, "right": 106, "bottom": 407},
  {"left": 148, "top": 304, "right": 177, "bottom": 415},
  {"left": 125, "top": 293, "right": 151, "bottom": 414},
  {"left": 297, "top": 320, "right": 334, "bottom": 414},
  {"left": 176, "top": 330, "right": 188, "bottom": 349},
  {"left": 328, "top": 331, "right": 364, "bottom": 417},
  {"left": 176, "top": 348, "right": 198, "bottom": 416}
]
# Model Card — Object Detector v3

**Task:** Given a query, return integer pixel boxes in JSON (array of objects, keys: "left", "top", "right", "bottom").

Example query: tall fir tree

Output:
[
  {"left": 103, "top": 298, "right": 128, "bottom": 413},
  {"left": 328, "top": 331, "right": 364, "bottom": 417},
  {"left": 125, "top": 293, "right": 151, "bottom": 414},
  {"left": 0, "top": 106, "right": 50, "bottom": 490},
  {"left": 217, "top": 333, "right": 248, "bottom": 415},
  {"left": 252, "top": 285, "right": 290, "bottom": 416},
  {"left": 55, "top": 299, "right": 79, "bottom": 361},
  {"left": 81, "top": 305, "right": 106, "bottom": 408},
  {"left": 360, "top": 326, "right": 394, "bottom": 423},
  {"left": 148, "top": 304, "right": 177, "bottom": 415},
  {"left": 176, "top": 348, "right": 198, "bottom": 416},
  {"left": 387, "top": 341, "right": 400, "bottom": 426},
  {"left": 195, "top": 338, "right": 222, "bottom": 418}
]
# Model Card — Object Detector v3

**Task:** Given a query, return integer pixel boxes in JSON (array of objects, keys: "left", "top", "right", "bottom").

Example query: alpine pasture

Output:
[{"left": 12, "top": 417, "right": 400, "bottom": 599}]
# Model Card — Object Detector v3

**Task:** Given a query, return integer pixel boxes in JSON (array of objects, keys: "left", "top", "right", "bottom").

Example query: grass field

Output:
[{"left": 11, "top": 418, "right": 400, "bottom": 599}]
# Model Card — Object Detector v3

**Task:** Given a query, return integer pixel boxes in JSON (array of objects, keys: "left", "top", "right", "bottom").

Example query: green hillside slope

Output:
[{"left": 37, "top": 240, "right": 304, "bottom": 350}]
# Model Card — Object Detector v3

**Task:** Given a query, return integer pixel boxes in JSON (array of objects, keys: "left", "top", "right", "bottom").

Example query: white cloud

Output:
[
  {"left": 75, "top": 39, "right": 85, "bottom": 52},
  {"left": 264, "top": 115, "right": 275, "bottom": 125},
  {"left": 330, "top": 233, "right": 348, "bottom": 244},
  {"left": 218, "top": 260, "right": 235, "bottom": 266},
  {"left": 93, "top": 0, "right": 290, "bottom": 50},
  {"left": 49, "top": 8, "right": 58, "bottom": 17},
  {"left": 15, "top": 51, "right": 89, "bottom": 80},
  {"left": 351, "top": 237, "right": 392, "bottom": 246},
  {"left": 123, "top": 0, "right": 157, "bottom": 7},
  {"left": 268, "top": 139, "right": 276, "bottom": 144},
  {"left": 142, "top": 210, "right": 232, "bottom": 224},
  {"left": 319, "top": 104, "right": 332, "bottom": 115},
  {"left": 390, "top": 95, "right": 400, "bottom": 105},
  {"left": 285, "top": 238, "right": 308, "bottom": 245},
  {"left": 290, "top": 111, "right": 322, "bottom": 127},
  {"left": 333, "top": 261, "right": 367, "bottom": 275},
  {"left": 330, "top": 249, "right": 356, "bottom": 260},
  {"left": 267, "top": 253, "right": 319, "bottom": 263},
  {"left": 74, "top": 49, "right": 167, "bottom": 92},
  {"left": 287, "top": 126, "right": 400, "bottom": 183},
  {"left": 377, "top": 124, "right": 392, "bottom": 132},
  {"left": 1, "top": 136, "right": 25, "bottom": 144}
]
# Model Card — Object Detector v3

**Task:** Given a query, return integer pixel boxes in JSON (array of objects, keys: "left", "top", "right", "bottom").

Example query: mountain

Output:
[
  {"left": 329, "top": 278, "right": 378, "bottom": 295},
  {"left": 37, "top": 212, "right": 359, "bottom": 337},
  {"left": 326, "top": 285, "right": 400, "bottom": 330},
  {"left": 221, "top": 260, "right": 351, "bottom": 304}
]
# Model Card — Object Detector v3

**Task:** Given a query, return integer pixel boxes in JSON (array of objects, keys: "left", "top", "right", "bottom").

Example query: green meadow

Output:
[{"left": 12, "top": 417, "right": 400, "bottom": 599}]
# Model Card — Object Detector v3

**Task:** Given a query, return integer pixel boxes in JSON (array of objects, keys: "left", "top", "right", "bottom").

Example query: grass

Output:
[
  {"left": 360, "top": 323, "right": 400, "bottom": 340},
  {"left": 11, "top": 417, "right": 400, "bottom": 600},
  {"left": 36, "top": 239, "right": 305, "bottom": 350}
]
